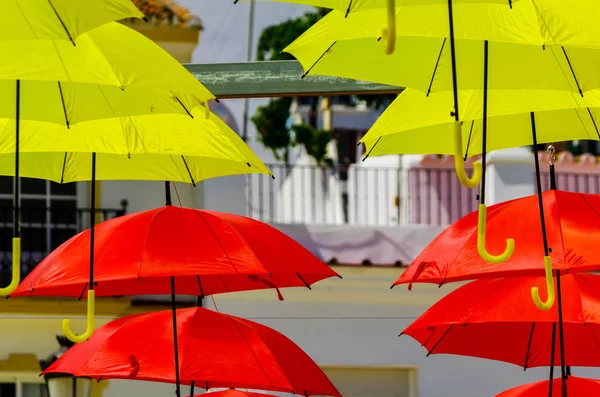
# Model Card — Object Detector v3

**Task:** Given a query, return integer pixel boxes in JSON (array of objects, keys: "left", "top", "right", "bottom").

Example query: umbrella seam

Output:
[
  {"left": 193, "top": 211, "right": 240, "bottom": 272},
  {"left": 166, "top": 156, "right": 190, "bottom": 185},
  {"left": 226, "top": 315, "right": 293, "bottom": 393},
  {"left": 14, "top": 1, "right": 38, "bottom": 39},
  {"left": 50, "top": 40, "right": 72, "bottom": 82},
  {"left": 137, "top": 208, "right": 167, "bottom": 280},
  {"left": 195, "top": 211, "right": 268, "bottom": 275}
]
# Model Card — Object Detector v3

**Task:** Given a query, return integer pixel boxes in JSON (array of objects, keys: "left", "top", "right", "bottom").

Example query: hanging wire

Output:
[{"left": 171, "top": 182, "right": 184, "bottom": 207}]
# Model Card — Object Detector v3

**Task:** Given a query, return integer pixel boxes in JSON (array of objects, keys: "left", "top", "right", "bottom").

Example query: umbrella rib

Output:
[
  {"left": 301, "top": 42, "right": 337, "bottom": 79},
  {"left": 180, "top": 156, "right": 196, "bottom": 186},
  {"left": 426, "top": 38, "right": 446, "bottom": 97},
  {"left": 78, "top": 282, "right": 89, "bottom": 301},
  {"left": 344, "top": 0, "right": 354, "bottom": 17},
  {"left": 426, "top": 324, "right": 453, "bottom": 356},
  {"left": 57, "top": 82, "right": 70, "bottom": 128},
  {"left": 586, "top": 108, "right": 600, "bottom": 139},
  {"left": 296, "top": 273, "right": 311, "bottom": 290},
  {"left": 175, "top": 97, "right": 194, "bottom": 119},
  {"left": 196, "top": 276, "right": 204, "bottom": 298},
  {"left": 561, "top": 47, "right": 584, "bottom": 97},
  {"left": 60, "top": 152, "right": 68, "bottom": 183},
  {"left": 463, "top": 120, "right": 475, "bottom": 160},
  {"left": 46, "top": 0, "right": 75, "bottom": 46},
  {"left": 523, "top": 322, "right": 536, "bottom": 370},
  {"left": 362, "top": 136, "right": 381, "bottom": 161}
]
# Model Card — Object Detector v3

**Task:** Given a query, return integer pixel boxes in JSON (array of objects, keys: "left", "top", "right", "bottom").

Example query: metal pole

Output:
[{"left": 241, "top": 0, "right": 255, "bottom": 143}]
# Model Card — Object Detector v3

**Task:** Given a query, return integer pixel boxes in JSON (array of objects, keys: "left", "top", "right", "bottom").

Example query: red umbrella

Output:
[
  {"left": 395, "top": 190, "right": 600, "bottom": 289},
  {"left": 12, "top": 205, "right": 338, "bottom": 298},
  {"left": 402, "top": 273, "right": 600, "bottom": 368},
  {"left": 496, "top": 377, "right": 600, "bottom": 397},
  {"left": 43, "top": 307, "right": 341, "bottom": 397}
]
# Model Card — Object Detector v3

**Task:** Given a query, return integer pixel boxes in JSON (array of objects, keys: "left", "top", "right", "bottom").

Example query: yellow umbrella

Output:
[
  {"left": 0, "top": 20, "right": 269, "bottom": 342},
  {"left": 1, "top": 0, "right": 143, "bottom": 42},
  {"left": 238, "top": 0, "right": 600, "bottom": 54},
  {"left": 362, "top": 87, "right": 600, "bottom": 311}
]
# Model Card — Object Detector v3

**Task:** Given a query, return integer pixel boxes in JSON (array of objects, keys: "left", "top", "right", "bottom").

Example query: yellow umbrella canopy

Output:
[
  {"left": 285, "top": 9, "right": 600, "bottom": 92},
  {"left": 2, "top": 0, "right": 143, "bottom": 42},
  {"left": 1, "top": 21, "right": 214, "bottom": 102},
  {"left": 0, "top": 106, "right": 271, "bottom": 180},
  {"left": 362, "top": 88, "right": 600, "bottom": 158},
  {"left": 240, "top": 0, "right": 598, "bottom": 53},
  {"left": 362, "top": 87, "right": 600, "bottom": 310}
]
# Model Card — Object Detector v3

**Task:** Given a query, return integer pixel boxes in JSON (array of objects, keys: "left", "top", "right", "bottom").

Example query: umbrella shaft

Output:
[
  {"left": 165, "top": 182, "right": 172, "bottom": 206},
  {"left": 530, "top": 113, "right": 550, "bottom": 255},
  {"left": 556, "top": 271, "right": 567, "bottom": 387},
  {"left": 13, "top": 80, "right": 20, "bottom": 238},
  {"left": 89, "top": 153, "right": 96, "bottom": 290},
  {"left": 447, "top": 0, "right": 459, "bottom": 121},
  {"left": 480, "top": 41, "right": 489, "bottom": 205},
  {"left": 170, "top": 276, "right": 181, "bottom": 397}
]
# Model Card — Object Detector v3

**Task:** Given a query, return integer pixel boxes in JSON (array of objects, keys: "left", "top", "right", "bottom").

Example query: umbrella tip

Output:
[
  {"left": 271, "top": 174, "right": 275, "bottom": 180},
  {"left": 246, "top": 162, "right": 251, "bottom": 167}
]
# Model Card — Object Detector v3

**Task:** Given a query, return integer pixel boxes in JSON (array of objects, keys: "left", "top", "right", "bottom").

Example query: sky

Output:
[{"left": 177, "top": 0, "right": 314, "bottom": 163}]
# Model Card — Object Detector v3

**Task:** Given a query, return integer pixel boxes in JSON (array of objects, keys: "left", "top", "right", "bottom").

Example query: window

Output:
[
  {"left": 320, "top": 366, "right": 417, "bottom": 397},
  {"left": 0, "top": 176, "right": 78, "bottom": 261},
  {"left": 0, "top": 380, "right": 48, "bottom": 397}
]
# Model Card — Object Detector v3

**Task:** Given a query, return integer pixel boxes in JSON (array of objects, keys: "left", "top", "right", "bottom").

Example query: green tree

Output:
[{"left": 252, "top": 8, "right": 394, "bottom": 166}]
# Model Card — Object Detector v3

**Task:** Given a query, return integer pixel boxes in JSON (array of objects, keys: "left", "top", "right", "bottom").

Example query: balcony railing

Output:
[
  {"left": 0, "top": 205, "right": 127, "bottom": 287},
  {"left": 246, "top": 163, "right": 479, "bottom": 227}
]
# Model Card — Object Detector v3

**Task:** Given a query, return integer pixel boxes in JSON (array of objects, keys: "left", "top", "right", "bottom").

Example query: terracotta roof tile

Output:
[{"left": 129, "top": 0, "right": 202, "bottom": 29}]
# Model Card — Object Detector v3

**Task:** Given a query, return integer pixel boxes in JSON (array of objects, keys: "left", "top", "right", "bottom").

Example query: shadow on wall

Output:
[{"left": 271, "top": 223, "right": 445, "bottom": 266}]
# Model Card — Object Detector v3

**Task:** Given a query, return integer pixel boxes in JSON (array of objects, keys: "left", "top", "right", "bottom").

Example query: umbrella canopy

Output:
[
  {"left": 43, "top": 307, "right": 342, "bottom": 397},
  {"left": 0, "top": 21, "right": 213, "bottom": 113},
  {"left": 0, "top": 109, "right": 271, "bottom": 181},
  {"left": 395, "top": 190, "right": 600, "bottom": 287},
  {"left": 11, "top": 205, "right": 339, "bottom": 297},
  {"left": 496, "top": 377, "right": 600, "bottom": 397},
  {"left": 2, "top": 0, "right": 143, "bottom": 42},
  {"left": 285, "top": 6, "right": 600, "bottom": 90},
  {"left": 403, "top": 273, "right": 600, "bottom": 367},
  {"left": 360, "top": 88, "right": 600, "bottom": 157}
]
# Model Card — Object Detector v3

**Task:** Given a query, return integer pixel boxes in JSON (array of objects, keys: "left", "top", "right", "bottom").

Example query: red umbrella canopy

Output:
[
  {"left": 189, "top": 390, "right": 278, "bottom": 397},
  {"left": 402, "top": 273, "right": 600, "bottom": 367},
  {"left": 43, "top": 307, "right": 341, "bottom": 397},
  {"left": 496, "top": 377, "right": 600, "bottom": 396},
  {"left": 395, "top": 191, "right": 600, "bottom": 288},
  {"left": 12, "top": 206, "right": 339, "bottom": 298}
]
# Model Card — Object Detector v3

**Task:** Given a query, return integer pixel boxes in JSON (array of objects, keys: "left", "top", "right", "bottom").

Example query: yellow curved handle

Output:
[
  {"left": 531, "top": 256, "right": 555, "bottom": 311},
  {"left": 477, "top": 204, "right": 515, "bottom": 263},
  {"left": 62, "top": 290, "right": 95, "bottom": 343},
  {"left": 203, "top": 101, "right": 210, "bottom": 119},
  {"left": 453, "top": 121, "right": 482, "bottom": 188},
  {"left": 380, "top": 0, "right": 396, "bottom": 55},
  {"left": 0, "top": 238, "right": 21, "bottom": 296}
]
